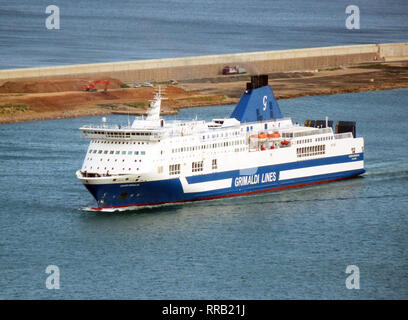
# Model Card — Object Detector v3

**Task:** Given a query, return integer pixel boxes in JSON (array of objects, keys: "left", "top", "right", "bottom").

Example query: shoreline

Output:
[{"left": 1, "top": 61, "right": 408, "bottom": 124}]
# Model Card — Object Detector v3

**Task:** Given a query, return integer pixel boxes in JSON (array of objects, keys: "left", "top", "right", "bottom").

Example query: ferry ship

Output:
[{"left": 76, "top": 75, "right": 365, "bottom": 212}]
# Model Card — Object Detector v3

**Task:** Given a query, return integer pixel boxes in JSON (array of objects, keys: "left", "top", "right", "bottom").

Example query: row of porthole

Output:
[
  {"left": 201, "top": 131, "right": 242, "bottom": 140},
  {"left": 86, "top": 158, "right": 142, "bottom": 163},
  {"left": 89, "top": 149, "right": 146, "bottom": 155},
  {"left": 93, "top": 140, "right": 148, "bottom": 145},
  {"left": 85, "top": 166, "right": 140, "bottom": 171},
  {"left": 172, "top": 140, "right": 245, "bottom": 153}
]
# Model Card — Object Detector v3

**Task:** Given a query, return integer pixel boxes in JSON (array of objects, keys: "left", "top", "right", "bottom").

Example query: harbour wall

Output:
[{"left": 0, "top": 42, "right": 407, "bottom": 83}]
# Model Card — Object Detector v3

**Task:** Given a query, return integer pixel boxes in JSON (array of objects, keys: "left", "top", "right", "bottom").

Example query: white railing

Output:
[{"left": 292, "top": 127, "right": 332, "bottom": 138}]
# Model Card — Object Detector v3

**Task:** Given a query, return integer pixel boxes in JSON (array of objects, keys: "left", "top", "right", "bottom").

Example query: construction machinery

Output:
[{"left": 82, "top": 80, "right": 110, "bottom": 93}]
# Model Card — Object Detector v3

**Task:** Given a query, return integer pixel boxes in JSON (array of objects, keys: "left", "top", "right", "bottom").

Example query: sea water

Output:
[
  {"left": 0, "top": 89, "right": 407, "bottom": 299},
  {"left": 0, "top": 0, "right": 407, "bottom": 69}
]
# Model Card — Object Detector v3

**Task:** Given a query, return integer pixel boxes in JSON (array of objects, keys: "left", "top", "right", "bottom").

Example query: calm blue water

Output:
[
  {"left": 0, "top": 89, "right": 407, "bottom": 299},
  {"left": 0, "top": 0, "right": 407, "bottom": 69}
]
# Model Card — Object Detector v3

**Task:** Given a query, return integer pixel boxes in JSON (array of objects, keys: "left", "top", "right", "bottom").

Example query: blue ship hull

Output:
[{"left": 85, "top": 153, "right": 365, "bottom": 211}]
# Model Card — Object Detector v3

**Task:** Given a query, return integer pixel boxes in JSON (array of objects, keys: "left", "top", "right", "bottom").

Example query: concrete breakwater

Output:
[{"left": 1, "top": 43, "right": 407, "bottom": 83}]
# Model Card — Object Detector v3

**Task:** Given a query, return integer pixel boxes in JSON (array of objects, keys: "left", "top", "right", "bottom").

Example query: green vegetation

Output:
[
  {"left": 120, "top": 83, "right": 130, "bottom": 88},
  {"left": 0, "top": 103, "right": 29, "bottom": 114},
  {"left": 125, "top": 102, "right": 148, "bottom": 108}
]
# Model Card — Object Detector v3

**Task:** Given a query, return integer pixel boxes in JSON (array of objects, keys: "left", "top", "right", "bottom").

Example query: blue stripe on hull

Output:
[{"left": 83, "top": 153, "right": 365, "bottom": 209}]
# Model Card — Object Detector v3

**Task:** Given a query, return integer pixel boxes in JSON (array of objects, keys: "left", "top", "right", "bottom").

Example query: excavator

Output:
[{"left": 82, "top": 80, "right": 110, "bottom": 93}]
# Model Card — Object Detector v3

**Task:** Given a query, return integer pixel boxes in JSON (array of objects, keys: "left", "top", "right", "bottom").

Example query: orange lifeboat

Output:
[
  {"left": 257, "top": 132, "right": 267, "bottom": 139},
  {"left": 267, "top": 131, "right": 281, "bottom": 139}
]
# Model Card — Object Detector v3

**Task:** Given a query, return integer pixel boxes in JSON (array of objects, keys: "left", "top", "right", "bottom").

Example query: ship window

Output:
[
  {"left": 98, "top": 150, "right": 102, "bottom": 154},
  {"left": 122, "top": 151, "right": 126, "bottom": 155},
  {"left": 110, "top": 151, "right": 114, "bottom": 154},
  {"left": 212, "top": 159, "right": 217, "bottom": 170},
  {"left": 115, "top": 151, "right": 120, "bottom": 155},
  {"left": 141, "top": 151, "right": 145, "bottom": 155},
  {"left": 104, "top": 150, "right": 108, "bottom": 154},
  {"left": 89, "top": 149, "right": 92, "bottom": 153},
  {"left": 128, "top": 151, "right": 132, "bottom": 155},
  {"left": 192, "top": 161, "right": 203, "bottom": 172},
  {"left": 135, "top": 151, "right": 139, "bottom": 155},
  {"left": 169, "top": 164, "right": 181, "bottom": 175}
]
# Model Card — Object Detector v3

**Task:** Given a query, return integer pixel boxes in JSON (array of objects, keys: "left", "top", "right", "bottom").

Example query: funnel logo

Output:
[{"left": 263, "top": 96, "right": 267, "bottom": 111}]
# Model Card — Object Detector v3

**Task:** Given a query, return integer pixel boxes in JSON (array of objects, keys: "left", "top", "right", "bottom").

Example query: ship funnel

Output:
[{"left": 230, "top": 75, "right": 283, "bottom": 123}]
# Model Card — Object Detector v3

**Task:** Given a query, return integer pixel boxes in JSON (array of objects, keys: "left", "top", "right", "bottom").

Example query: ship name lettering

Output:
[
  {"left": 261, "top": 171, "right": 277, "bottom": 183},
  {"left": 235, "top": 171, "right": 276, "bottom": 187}
]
